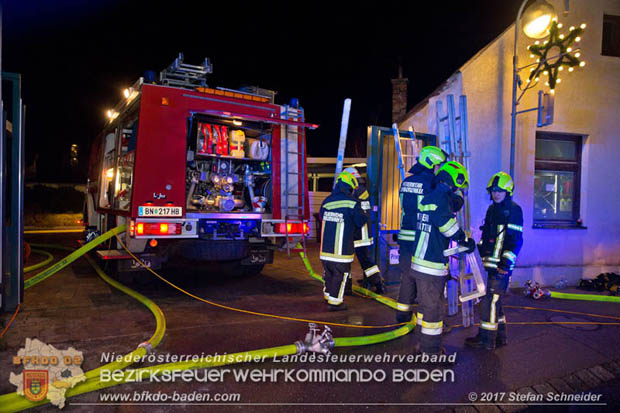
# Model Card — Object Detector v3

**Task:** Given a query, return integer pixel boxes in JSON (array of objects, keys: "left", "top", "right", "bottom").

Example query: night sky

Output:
[{"left": 3, "top": 0, "right": 524, "bottom": 182}]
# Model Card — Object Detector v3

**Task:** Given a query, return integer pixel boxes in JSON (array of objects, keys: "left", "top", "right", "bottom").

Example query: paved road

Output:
[{"left": 1, "top": 233, "right": 620, "bottom": 412}]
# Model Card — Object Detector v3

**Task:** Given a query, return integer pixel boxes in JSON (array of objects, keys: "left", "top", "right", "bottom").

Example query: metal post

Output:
[
  {"left": 333, "top": 98, "right": 351, "bottom": 188},
  {"left": 0, "top": 3, "right": 3, "bottom": 310},
  {"left": 510, "top": 0, "right": 531, "bottom": 178}
]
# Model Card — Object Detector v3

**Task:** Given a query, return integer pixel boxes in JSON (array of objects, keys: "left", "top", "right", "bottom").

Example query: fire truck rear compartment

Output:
[{"left": 185, "top": 114, "right": 272, "bottom": 214}]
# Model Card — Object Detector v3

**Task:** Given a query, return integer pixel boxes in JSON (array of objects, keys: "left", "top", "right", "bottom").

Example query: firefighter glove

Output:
[
  {"left": 498, "top": 257, "right": 513, "bottom": 273},
  {"left": 459, "top": 237, "right": 476, "bottom": 254}
]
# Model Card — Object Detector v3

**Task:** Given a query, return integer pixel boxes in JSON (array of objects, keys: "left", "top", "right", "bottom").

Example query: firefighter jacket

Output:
[
  {"left": 478, "top": 198, "right": 523, "bottom": 273},
  {"left": 398, "top": 163, "right": 435, "bottom": 244},
  {"left": 411, "top": 183, "right": 467, "bottom": 276},
  {"left": 320, "top": 181, "right": 368, "bottom": 263},
  {"left": 353, "top": 185, "right": 373, "bottom": 248}
]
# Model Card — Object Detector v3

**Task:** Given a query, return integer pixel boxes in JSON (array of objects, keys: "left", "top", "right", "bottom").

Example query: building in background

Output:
[{"left": 399, "top": 0, "right": 620, "bottom": 286}]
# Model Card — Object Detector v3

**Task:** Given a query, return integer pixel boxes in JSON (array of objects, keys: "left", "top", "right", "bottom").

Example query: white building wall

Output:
[{"left": 401, "top": 0, "right": 620, "bottom": 286}]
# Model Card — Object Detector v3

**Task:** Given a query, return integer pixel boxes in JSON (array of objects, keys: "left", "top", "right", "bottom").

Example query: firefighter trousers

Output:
[
  {"left": 396, "top": 243, "right": 419, "bottom": 323},
  {"left": 321, "top": 260, "right": 351, "bottom": 306},
  {"left": 355, "top": 245, "right": 381, "bottom": 284},
  {"left": 479, "top": 271, "right": 509, "bottom": 344},
  {"left": 414, "top": 271, "right": 447, "bottom": 354}
]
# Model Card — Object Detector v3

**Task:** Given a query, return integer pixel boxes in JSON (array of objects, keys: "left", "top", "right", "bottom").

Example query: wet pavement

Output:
[{"left": 1, "top": 233, "right": 620, "bottom": 412}]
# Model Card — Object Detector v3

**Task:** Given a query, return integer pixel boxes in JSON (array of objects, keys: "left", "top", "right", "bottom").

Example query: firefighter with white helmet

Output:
[
  {"left": 342, "top": 167, "right": 385, "bottom": 294},
  {"left": 465, "top": 171, "right": 523, "bottom": 350},
  {"left": 319, "top": 171, "right": 368, "bottom": 311}
]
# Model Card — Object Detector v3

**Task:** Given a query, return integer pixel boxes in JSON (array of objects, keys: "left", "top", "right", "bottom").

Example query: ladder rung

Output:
[
  {"left": 287, "top": 172, "right": 299, "bottom": 175},
  {"left": 287, "top": 151, "right": 300, "bottom": 155}
]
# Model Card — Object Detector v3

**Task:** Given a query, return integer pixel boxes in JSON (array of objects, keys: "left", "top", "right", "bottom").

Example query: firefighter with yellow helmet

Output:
[
  {"left": 395, "top": 146, "right": 447, "bottom": 324},
  {"left": 319, "top": 170, "right": 368, "bottom": 311},
  {"left": 412, "top": 161, "right": 475, "bottom": 354},
  {"left": 342, "top": 167, "right": 385, "bottom": 294},
  {"left": 465, "top": 171, "right": 523, "bottom": 350}
]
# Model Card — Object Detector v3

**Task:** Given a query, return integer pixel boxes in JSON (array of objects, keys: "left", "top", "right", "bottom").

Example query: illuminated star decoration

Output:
[{"left": 527, "top": 20, "right": 586, "bottom": 90}]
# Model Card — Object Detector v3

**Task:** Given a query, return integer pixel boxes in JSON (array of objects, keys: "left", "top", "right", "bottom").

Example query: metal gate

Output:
[{"left": 365, "top": 126, "right": 437, "bottom": 278}]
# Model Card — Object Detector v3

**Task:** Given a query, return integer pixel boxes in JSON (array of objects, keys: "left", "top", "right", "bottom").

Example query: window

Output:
[
  {"left": 602, "top": 14, "right": 620, "bottom": 57},
  {"left": 533, "top": 132, "right": 583, "bottom": 228}
]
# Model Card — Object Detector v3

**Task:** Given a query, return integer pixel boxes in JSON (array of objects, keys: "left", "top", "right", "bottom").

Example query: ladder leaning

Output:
[
  {"left": 435, "top": 94, "right": 485, "bottom": 328},
  {"left": 281, "top": 104, "right": 307, "bottom": 257}
]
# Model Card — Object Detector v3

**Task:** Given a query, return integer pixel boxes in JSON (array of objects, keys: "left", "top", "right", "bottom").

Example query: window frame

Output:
[
  {"left": 533, "top": 131, "right": 584, "bottom": 229},
  {"left": 602, "top": 14, "right": 620, "bottom": 58}
]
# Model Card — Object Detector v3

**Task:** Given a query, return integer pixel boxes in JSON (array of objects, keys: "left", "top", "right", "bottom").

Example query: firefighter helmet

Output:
[
  {"left": 487, "top": 171, "right": 514, "bottom": 196},
  {"left": 418, "top": 146, "right": 448, "bottom": 169},
  {"left": 436, "top": 161, "right": 469, "bottom": 189},
  {"left": 336, "top": 171, "right": 359, "bottom": 189},
  {"left": 342, "top": 167, "right": 361, "bottom": 179}
]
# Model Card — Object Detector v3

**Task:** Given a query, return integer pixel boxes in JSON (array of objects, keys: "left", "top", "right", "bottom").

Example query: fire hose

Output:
[{"left": 3, "top": 227, "right": 620, "bottom": 412}]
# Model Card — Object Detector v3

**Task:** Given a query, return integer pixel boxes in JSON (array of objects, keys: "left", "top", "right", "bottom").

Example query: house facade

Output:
[{"left": 399, "top": 0, "right": 620, "bottom": 286}]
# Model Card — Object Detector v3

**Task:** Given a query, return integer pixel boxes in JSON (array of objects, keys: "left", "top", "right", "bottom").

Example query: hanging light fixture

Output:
[{"left": 522, "top": 0, "right": 558, "bottom": 39}]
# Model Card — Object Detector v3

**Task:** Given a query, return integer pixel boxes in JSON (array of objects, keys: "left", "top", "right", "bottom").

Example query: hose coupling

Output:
[
  {"left": 137, "top": 341, "right": 154, "bottom": 355},
  {"left": 296, "top": 323, "right": 334, "bottom": 355}
]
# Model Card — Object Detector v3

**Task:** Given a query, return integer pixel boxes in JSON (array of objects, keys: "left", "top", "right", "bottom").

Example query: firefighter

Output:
[
  {"left": 341, "top": 167, "right": 385, "bottom": 294},
  {"left": 395, "top": 146, "right": 447, "bottom": 324},
  {"left": 412, "top": 161, "right": 475, "bottom": 354},
  {"left": 319, "top": 171, "right": 368, "bottom": 311},
  {"left": 465, "top": 171, "right": 523, "bottom": 350}
]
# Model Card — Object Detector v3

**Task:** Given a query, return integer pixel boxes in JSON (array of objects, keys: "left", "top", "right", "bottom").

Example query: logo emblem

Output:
[{"left": 23, "top": 370, "right": 48, "bottom": 402}]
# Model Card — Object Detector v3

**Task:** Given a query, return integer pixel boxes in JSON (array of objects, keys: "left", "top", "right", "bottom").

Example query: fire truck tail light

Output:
[
  {"left": 275, "top": 223, "right": 309, "bottom": 235},
  {"left": 135, "top": 222, "right": 182, "bottom": 236}
]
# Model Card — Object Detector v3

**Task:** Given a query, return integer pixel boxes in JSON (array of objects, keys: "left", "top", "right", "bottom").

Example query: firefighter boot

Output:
[
  {"left": 396, "top": 311, "right": 413, "bottom": 324},
  {"left": 345, "top": 278, "right": 353, "bottom": 296},
  {"left": 465, "top": 330, "right": 496, "bottom": 350},
  {"left": 365, "top": 273, "right": 385, "bottom": 294},
  {"left": 496, "top": 324, "right": 508, "bottom": 347},
  {"left": 328, "top": 303, "right": 348, "bottom": 312}
]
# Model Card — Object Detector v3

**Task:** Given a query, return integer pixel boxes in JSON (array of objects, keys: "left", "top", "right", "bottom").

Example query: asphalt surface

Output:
[{"left": 1, "top": 232, "right": 620, "bottom": 412}]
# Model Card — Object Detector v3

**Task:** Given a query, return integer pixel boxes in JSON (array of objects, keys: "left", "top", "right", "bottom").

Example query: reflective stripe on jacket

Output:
[
  {"left": 398, "top": 164, "right": 435, "bottom": 243},
  {"left": 354, "top": 188, "right": 373, "bottom": 248},
  {"left": 479, "top": 199, "right": 524, "bottom": 271},
  {"left": 411, "top": 183, "right": 466, "bottom": 276},
  {"left": 320, "top": 182, "right": 367, "bottom": 263}
]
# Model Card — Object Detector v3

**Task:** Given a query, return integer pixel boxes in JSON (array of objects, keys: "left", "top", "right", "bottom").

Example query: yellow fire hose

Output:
[
  {"left": 549, "top": 291, "right": 620, "bottom": 303},
  {"left": 3, "top": 227, "right": 620, "bottom": 412},
  {"left": 0, "top": 227, "right": 167, "bottom": 412},
  {"left": 23, "top": 249, "right": 54, "bottom": 274},
  {"left": 24, "top": 225, "right": 126, "bottom": 289}
]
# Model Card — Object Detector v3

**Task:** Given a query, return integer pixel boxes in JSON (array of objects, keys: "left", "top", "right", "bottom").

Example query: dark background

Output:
[{"left": 2, "top": 0, "right": 524, "bottom": 182}]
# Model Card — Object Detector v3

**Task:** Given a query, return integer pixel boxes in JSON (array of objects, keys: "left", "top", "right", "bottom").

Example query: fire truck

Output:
[{"left": 85, "top": 54, "right": 317, "bottom": 276}]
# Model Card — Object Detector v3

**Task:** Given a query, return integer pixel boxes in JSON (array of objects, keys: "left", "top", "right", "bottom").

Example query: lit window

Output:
[{"left": 533, "top": 132, "right": 584, "bottom": 227}]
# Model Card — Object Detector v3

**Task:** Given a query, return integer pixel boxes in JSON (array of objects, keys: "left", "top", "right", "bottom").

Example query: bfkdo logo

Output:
[
  {"left": 9, "top": 338, "right": 87, "bottom": 409},
  {"left": 23, "top": 370, "right": 49, "bottom": 402}
]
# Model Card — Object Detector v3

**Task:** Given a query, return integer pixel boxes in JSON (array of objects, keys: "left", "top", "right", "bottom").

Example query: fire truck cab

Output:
[{"left": 85, "top": 54, "right": 316, "bottom": 276}]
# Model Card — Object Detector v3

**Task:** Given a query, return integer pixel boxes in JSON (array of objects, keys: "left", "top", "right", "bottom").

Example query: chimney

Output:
[{"left": 391, "top": 64, "right": 408, "bottom": 123}]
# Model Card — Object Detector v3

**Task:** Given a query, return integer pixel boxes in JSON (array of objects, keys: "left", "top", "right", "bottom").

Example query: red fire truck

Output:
[{"left": 85, "top": 54, "right": 317, "bottom": 276}]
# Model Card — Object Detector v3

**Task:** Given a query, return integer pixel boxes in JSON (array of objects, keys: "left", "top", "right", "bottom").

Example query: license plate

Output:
[
  {"left": 138, "top": 206, "right": 182, "bottom": 217},
  {"left": 131, "top": 257, "right": 151, "bottom": 269}
]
